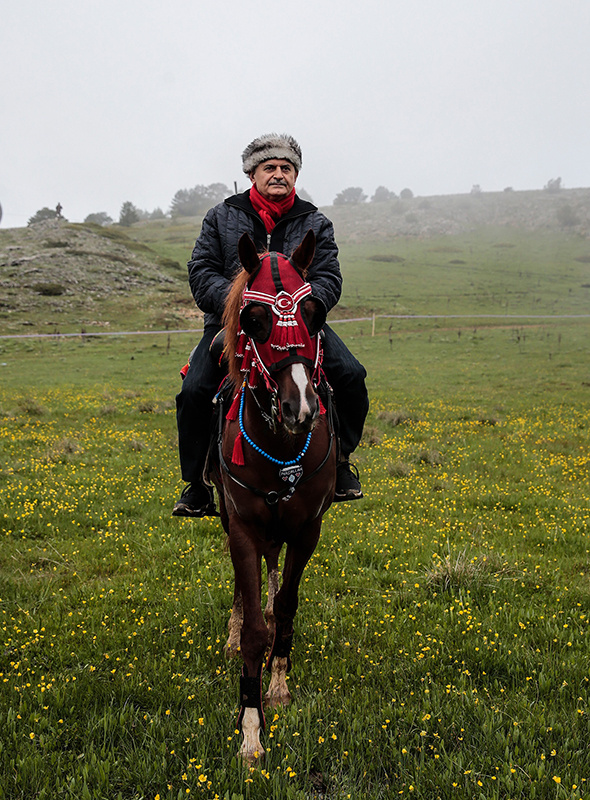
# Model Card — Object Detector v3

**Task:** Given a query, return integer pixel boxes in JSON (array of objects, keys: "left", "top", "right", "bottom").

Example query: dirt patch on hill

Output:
[
  {"left": 0, "top": 220, "right": 192, "bottom": 333},
  {"left": 0, "top": 220, "right": 176, "bottom": 304}
]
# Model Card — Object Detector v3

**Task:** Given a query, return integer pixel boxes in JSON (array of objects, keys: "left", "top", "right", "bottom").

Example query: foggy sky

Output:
[{"left": 2, "top": 0, "right": 589, "bottom": 228}]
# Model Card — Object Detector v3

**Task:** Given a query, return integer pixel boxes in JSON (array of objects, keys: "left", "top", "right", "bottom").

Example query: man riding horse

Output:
[{"left": 173, "top": 133, "right": 369, "bottom": 517}]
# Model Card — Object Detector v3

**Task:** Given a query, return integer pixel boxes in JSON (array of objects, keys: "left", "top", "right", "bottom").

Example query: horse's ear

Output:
[
  {"left": 291, "top": 229, "right": 316, "bottom": 276},
  {"left": 238, "top": 233, "right": 260, "bottom": 274}
]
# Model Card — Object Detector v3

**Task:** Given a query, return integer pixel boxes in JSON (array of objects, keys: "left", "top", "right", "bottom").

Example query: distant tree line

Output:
[
  {"left": 106, "top": 183, "right": 316, "bottom": 226},
  {"left": 331, "top": 176, "right": 567, "bottom": 206},
  {"left": 81, "top": 184, "right": 235, "bottom": 227},
  {"left": 116, "top": 203, "right": 167, "bottom": 227},
  {"left": 26, "top": 176, "right": 569, "bottom": 228},
  {"left": 333, "top": 186, "right": 414, "bottom": 205}
]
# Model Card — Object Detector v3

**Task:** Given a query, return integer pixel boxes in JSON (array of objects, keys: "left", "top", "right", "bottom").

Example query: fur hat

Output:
[{"left": 242, "top": 133, "right": 302, "bottom": 175}]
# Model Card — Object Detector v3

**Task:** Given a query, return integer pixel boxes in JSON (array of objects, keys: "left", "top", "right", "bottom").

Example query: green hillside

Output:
[{"left": 2, "top": 189, "right": 589, "bottom": 337}]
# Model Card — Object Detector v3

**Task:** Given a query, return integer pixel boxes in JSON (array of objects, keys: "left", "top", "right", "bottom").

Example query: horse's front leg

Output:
[
  {"left": 265, "top": 519, "right": 322, "bottom": 708},
  {"left": 228, "top": 521, "right": 269, "bottom": 763},
  {"left": 263, "top": 546, "right": 281, "bottom": 644},
  {"left": 224, "top": 584, "right": 243, "bottom": 658}
]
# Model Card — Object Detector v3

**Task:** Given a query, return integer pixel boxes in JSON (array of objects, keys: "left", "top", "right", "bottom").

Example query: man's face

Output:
[{"left": 250, "top": 159, "right": 297, "bottom": 200}]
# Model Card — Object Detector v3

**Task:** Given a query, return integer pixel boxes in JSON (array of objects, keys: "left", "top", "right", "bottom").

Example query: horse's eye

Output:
[{"left": 240, "top": 303, "right": 271, "bottom": 342}]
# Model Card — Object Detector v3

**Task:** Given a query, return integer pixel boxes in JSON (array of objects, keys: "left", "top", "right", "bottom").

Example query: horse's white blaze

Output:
[
  {"left": 291, "top": 363, "right": 311, "bottom": 422},
  {"left": 239, "top": 707, "right": 264, "bottom": 761}
]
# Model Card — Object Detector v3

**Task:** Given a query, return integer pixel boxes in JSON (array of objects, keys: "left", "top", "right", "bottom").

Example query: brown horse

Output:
[{"left": 208, "top": 230, "right": 336, "bottom": 761}]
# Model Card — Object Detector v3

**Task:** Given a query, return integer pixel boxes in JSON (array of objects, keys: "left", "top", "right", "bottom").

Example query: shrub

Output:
[
  {"left": 377, "top": 409, "right": 417, "bottom": 426},
  {"left": 17, "top": 398, "right": 44, "bottom": 415},
  {"left": 333, "top": 187, "right": 367, "bottom": 205},
  {"left": 368, "top": 254, "right": 405, "bottom": 263},
  {"left": 425, "top": 549, "right": 512, "bottom": 592},
  {"left": 416, "top": 448, "right": 443, "bottom": 466},
  {"left": 371, "top": 186, "right": 397, "bottom": 202},
  {"left": 544, "top": 177, "right": 562, "bottom": 193},
  {"left": 33, "top": 283, "right": 66, "bottom": 296},
  {"left": 28, "top": 207, "right": 61, "bottom": 225},
  {"left": 119, "top": 202, "right": 140, "bottom": 227},
  {"left": 169, "top": 184, "right": 230, "bottom": 217},
  {"left": 157, "top": 257, "right": 182, "bottom": 270},
  {"left": 387, "top": 461, "right": 412, "bottom": 478},
  {"left": 361, "top": 426, "right": 382, "bottom": 446},
  {"left": 84, "top": 212, "right": 113, "bottom": 226},
  {"left": 556, "top": 204, "right": 580, "bottom": 227}
]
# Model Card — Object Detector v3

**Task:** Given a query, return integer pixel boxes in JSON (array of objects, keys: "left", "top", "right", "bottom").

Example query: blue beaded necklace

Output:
[{"left": 238, "top": 386, "right": 312, "bottom": 466}]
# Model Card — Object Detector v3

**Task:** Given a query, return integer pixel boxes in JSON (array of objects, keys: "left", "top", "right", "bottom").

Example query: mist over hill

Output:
[{"left": 326, "top": 187, "right": 590, "bottom": 243}]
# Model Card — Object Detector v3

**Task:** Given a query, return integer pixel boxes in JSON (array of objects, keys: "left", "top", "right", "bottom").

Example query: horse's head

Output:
[{"left": 231, "top": 230, "right": 326, "bottom": 435}]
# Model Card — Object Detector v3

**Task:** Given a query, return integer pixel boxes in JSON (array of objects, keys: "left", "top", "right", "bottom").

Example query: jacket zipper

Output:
[
  {"left": 267, "top": 209, "right": 310, "bottom": 251},
  {"left": 225, "top": 198, "right": 312, "bottom": 253}
]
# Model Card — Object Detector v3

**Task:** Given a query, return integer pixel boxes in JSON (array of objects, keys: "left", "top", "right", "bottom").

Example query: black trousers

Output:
[{"left": 175, "top": 324, "right": 369, "bottom": 484}]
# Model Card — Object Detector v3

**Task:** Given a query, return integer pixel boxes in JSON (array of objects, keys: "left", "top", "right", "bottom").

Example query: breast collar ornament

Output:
[{"left": 234, "top": 252, "right": 323, "bottom": 393}]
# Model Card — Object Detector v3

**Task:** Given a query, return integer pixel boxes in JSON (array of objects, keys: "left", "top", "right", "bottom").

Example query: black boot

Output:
[
  {"left": 334, "top": 459, "right": 363, "bottom": 502},
  {"left": 172, "top": 483, "right": 219, "bottom": 517}
]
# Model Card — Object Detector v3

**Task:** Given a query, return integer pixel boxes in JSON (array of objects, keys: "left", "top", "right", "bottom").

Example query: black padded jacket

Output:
[{"left": 187, "top": 191, "right": 342, "bottom": 327}]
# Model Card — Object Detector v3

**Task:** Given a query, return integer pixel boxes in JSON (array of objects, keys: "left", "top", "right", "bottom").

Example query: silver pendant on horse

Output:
[{"left": 278, "top": 464, "right": 304, "bottom": 500}]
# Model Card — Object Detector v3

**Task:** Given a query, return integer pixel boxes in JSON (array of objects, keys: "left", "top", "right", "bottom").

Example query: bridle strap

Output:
[
  {"left": 242, "top": 282, "right": 313, "bottom": 313},
  {"left": 270, "top": 252, "right": 284, "bottom": 292}
]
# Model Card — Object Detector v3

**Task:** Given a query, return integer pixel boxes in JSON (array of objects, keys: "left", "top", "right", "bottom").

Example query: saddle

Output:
[{"left": 179, "top": 329, "right": 226, "bottom": 380}]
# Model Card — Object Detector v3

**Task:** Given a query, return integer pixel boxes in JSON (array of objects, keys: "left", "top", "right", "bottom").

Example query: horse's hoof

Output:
[
  {"left": 264, "top": 689, "right": 291, "bottom": 708},
  {"left": 224, "top": 642, "right": 240, "bottom": 659},
  {"left": 239, "top": 746, "right": 265, "bottom": 765},
  {"left": 265, "top": 656, "right": 291, "bottom": 707},
  {"left": 239, "top": 708, "right": 265, "bottom": 763}
]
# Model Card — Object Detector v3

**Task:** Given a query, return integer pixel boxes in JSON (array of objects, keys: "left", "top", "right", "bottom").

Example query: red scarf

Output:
[{"left": 249, "top": 185, "right": 296, "bottom": 233}]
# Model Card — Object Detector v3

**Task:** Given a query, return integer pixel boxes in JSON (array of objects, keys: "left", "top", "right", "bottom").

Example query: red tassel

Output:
[
  {"left": 231, "top": 431, "right": 246, "bottom": 466},
  {"left": 226, "top": 391, "right": 241, "bottom": 421},
  {"left": 274, "top": 319, "right": 290, "bottom": 350},
  {"left": 318, "top": 396, "right": 326, "bottom": 415},
  {"left": 273, "top": 315, "right": 304, "bottom": 351}
]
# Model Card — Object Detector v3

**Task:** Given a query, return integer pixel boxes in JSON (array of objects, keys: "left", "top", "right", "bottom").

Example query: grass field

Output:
[{"left": 1, "top": 219, "right": 590, "bottom": 799}]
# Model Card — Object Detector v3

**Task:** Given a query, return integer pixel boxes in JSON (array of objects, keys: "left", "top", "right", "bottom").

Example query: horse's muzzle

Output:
[{"left": 281, "top": 393, "right": 320, "bottom": 435}]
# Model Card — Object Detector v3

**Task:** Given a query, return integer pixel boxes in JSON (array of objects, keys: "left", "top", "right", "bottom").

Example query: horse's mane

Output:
[{"left": 222, "top": 264, "right": 259, "bottom": 386}]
